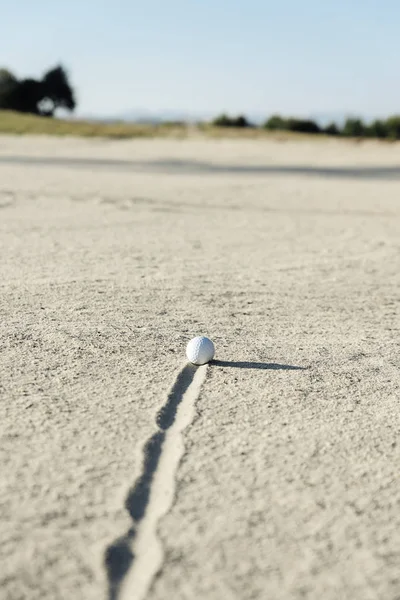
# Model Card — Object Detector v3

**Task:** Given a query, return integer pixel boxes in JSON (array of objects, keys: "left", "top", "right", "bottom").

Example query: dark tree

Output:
[
  {"left": 212, "top": 113, "right": 251, "bottom": 128},
  {"left": 232, "top": 115, "right": 251, "bottom": 128},
  {"left": 287, "top": 118, "right": 320, "bottom": 134},
  {"left": 0, "top": 64, "right": 76, "bottom": 117},
  {"left": 0, "top": 69, "right": 18, "bottom": 109},
  {"left": 324, "top": 122, "right": 340, "bottom": 135},
  {"left": 41, "top": 66, "right": 75, "bottom": 114},
  {"left": 0, "top": 68, "right": 17, "bottom": 88}
]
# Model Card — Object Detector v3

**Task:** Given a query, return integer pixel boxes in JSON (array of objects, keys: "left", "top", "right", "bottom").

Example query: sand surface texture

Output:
[{"left": 0, "top": 136, "right": 399, "bottom": 600}]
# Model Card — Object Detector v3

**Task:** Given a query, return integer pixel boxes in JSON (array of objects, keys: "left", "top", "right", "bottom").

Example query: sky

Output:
[{"left": 2, "top": 0, "right": 400, "bottom": 120}]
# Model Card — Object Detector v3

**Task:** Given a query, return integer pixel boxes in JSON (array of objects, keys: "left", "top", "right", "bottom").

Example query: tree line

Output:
[
  {"left": 0, "top": 65, "right": 76, "bottom": 117},
  {"left": 212, "top": 113, "right": 400, "bottom": 140},
  {"left": 1, "top": 63, "right": 399, "bottom": 140}
]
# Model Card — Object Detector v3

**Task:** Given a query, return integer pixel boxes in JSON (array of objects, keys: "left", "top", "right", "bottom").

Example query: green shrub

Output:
[
  {"left": 264, "top": 114, "right": 289, "bottom": 130},
  {"left": 212, "top": 114, "right": 251, "bottom": 128},
  {"left": 264, "top": 115, "right": 320, "bottom": 134},
  {"left": 385, "top": 116, "right": 400, "bottom": 140},
  {"left": 212, "top": 113, "right": 230, "bottom": 127},
  {"left": 365, "top": 120, "right": 387, "bottom": 138},
  {"left": 324, "top": 122, "right": 340, "bottom": 135},
  {"left": 342, "top": 118, "right": 366, "bottom": 137}
]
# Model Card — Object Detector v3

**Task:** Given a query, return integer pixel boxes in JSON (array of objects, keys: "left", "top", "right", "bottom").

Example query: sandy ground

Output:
[{"left": 0, "top": 136, "right": 399, "bottom": 600}]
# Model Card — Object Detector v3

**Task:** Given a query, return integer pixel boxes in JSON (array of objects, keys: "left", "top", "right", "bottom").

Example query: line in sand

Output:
[{"left": 105, "top": 362, "right": 208, "bottom": 600}]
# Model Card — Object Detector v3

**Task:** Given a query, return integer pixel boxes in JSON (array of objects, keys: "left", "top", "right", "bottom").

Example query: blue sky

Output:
[{"left": 3, "top": 0, "right": 400, "bottom": 119}]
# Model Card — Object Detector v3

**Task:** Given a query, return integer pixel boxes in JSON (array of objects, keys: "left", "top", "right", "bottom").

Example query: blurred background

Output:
[{"left": 1, "top": 0, "right": 400, "bottom": 137}]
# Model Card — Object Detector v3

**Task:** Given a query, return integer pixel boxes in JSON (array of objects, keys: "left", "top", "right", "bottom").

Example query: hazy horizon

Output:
[
  {"left": 3, "top": 0, "right": 400, "bottom": 119},
  {"left": 71, "top": 109, "right": 396, "bottom": 127}
]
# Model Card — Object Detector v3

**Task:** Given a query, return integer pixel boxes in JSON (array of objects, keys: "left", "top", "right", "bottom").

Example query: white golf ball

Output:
[{"left": 186, "top": 336, "right": 215, "bottom": 365}]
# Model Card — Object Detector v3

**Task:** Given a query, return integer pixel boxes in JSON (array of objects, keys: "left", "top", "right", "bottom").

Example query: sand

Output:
[{"left": 0, "top": 135, "right": 399, "bottom": 600}]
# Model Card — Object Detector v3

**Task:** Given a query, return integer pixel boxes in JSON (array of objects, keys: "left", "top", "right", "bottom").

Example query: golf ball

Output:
[{"left": 186, "top": 336, "right": 215, "bottom": 365}]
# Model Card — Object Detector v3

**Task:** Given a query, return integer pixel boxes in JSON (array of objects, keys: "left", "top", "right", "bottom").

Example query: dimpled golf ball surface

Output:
[{"left": 186, "top": 336, "right": 215, "bottom": 365}]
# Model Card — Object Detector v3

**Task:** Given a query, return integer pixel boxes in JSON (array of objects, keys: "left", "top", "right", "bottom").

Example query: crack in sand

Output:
[{"left": 105, "top": 363, "right": 208, "bottom": 600}]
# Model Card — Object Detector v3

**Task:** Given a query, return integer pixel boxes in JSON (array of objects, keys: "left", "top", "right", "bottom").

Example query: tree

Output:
[
  {"left": 212, "top": 113, "right": 231, "bottom": 127},
  {"left": 212, "top": 113, "right": 251, "bottom": 128},
  {"left": 264, "top": 114, "right": 289, "bottom": 130},
  {"left": 287, "top": 118, "right": 320, "bottom": 134},
  {"left": 366, "top": 119, "right": 387, "bottom": 139},
  {"left": 264, "top": 115, "right": 320, "bottom": 134},
  {"left": 342, "top": 118, "right": 366, "bottom": 137},
  {"left": 41, "top": 66, "right": 76, "bottom": 115},
  {"left": 324, "top": 122, "right": 340, "bottom": 136},
  {"left": 0, "top": 68, "right": 17, "bottom": 85},
  {"left": 0, "top": 69, "right": 18, "bottom": 110},
  {"left": 0, "top": 64, "right": 76, "bottom": 117},
  {"left": 384, "top": 116, "right": 400, "bottom": 140},
  {"left": 232, "top": 115, "right": 250, "bottom": 128}
]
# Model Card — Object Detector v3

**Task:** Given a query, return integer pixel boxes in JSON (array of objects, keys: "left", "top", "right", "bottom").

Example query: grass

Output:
[
  {"left": 0, "top": 110, "right": 190, "bottom": 139},
  {"left": 0, "top": 110, "right": 393, "bottom": 142},
  {"left": 197, "top": 123, "right": 333, "bottom": 141}
]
